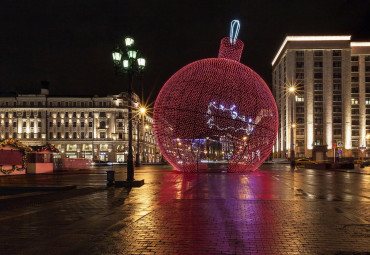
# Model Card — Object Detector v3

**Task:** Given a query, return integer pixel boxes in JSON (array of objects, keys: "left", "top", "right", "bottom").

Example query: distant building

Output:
[
  {"left": 272, "top": 36, "right": 370, "bottom": 160},
  {"left": 0, "top": 89, "right": 160, "bottom": 163}
]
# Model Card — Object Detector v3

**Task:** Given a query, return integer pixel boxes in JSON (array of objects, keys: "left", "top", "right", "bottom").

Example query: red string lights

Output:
[{"left": 154, "top": 21, "right": 278, "bottom": 172}]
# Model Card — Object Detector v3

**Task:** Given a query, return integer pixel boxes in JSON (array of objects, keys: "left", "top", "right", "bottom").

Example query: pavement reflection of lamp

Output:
[{"left": 112, "top": 36, "right": 145, "bottom": 187}]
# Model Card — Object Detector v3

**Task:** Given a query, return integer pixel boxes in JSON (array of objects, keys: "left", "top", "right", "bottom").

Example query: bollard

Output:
[{"left": 106, "top": 170, "right": 115, "bottom": 186}]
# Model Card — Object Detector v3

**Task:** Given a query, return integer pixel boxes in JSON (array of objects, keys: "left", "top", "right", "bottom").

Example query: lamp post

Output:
[
  {"left": 288, "top": 86, "right": 296, "bottom": 163},
  {"left": 135, "top": 107, "right": 146, "bottom": 167},
  {"left": 112, "top": 36, "right": 146, "bottom": 187}
]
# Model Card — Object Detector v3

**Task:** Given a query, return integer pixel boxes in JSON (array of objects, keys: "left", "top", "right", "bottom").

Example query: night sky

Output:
[{"left": 1, "top": 0, "right": 369, "bottom": 102}]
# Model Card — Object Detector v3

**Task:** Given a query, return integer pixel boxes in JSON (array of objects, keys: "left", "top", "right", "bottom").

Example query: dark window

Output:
[
  {"left": 49, "top": 132, "right": 52, "bottom": 138},
  {"left": 297, "top": 118, "right": 304, "bottom": 124},
  {"left": 119, "top": 133, "right": 123, "bottom": 139},
  {"left": 81, "top": 122, "right": 85, "bottom": 127},
  {"left": 65, "top": 122, "right": 69, "bottom": 127},
  {"left": 352, "top": 87, "right": 359, "bottom": 93},
  {"left": 333, "top": 117, "right": 342, "bottom": 123},
  {"left": 314, "top": 73, "right": 322, "bottom": 79},
  {"left": 314, "top": 84, "right": 323, "bottom": 90},
  {"left": 365, "top": 56, "right": 370, "bottom": 61},
  {"left": 314, "top": 96, "right": 323, "bottom": 101},
  {"left": 366, "top": 66, "right": 370, "bottom": 72},
  {"left": 366, "top": 77, "right": 370, "bottom": 82},
  {"left": 333, "top": 73, "right": 341, "bottom": 78},
  {"left": 352, "top": 120, "right": 359, "bottom": 125},
  {"left": 351, "top": 56, "right": 359, "bottom": 61},
  {"left": 89, "top": 122, "right": 93, "bottom": 127},
  {"left": 57, "top": 132, "right": 61, "bottom": 139},
  {"left": 73, "top": 122, "right": 77, "bottom": 127},
  {"left": 296, "top": 73, "right": 304, "bottom": 79},
  {"left": 334, "top": 129, "right": 342, "bottom": 135},
  {"left": 351, "top": 66, "right": 359, "bottom": 72},
  {"left": 89, "top": 132, "right": 93, "bottom": 139},
  {"left": 297, "top": 107, "right": 304, "bottom": 113},
  {"left": 314, "top": 61, "right": 323, "bottom": 67},
  {"left": 99, "top": 112, "right": 106, "bottom": 117},
  {"left": 352, "top": 77, "right": 359, "bottom": 82},
  {"left": 5, "top": 122, "right": 9, "bottom": 127},
  {"left": 315, "top": 118, "right": 322, "bottom": 124},
  {"left": 73, "top": 112, "right": 76, "bottom": 117},
  {"left": 65, "top": 132, "right": 69, "bottom": 138},
  {"left": 314, "top": 107, "right": 322, "bottom": 113},
  {"left": 89, "top": 112, "right": 93, "bottom": 118},
  {"left": 49, "top": 122, "right": 53, "bottom": 127},
  {"left": 333, "top": 84, "right": 341, "bottom": 90},
  {"left": 73, "top": 132, "right": 77, "bottom": 139},
  {"left": 333, "top": 50, "right": 341, "bottom": 56},
  {"left": 314, "top": 51, "right": 323, "bottom": 56},
  {"left": 13, "top": 122, "right": 17, "bottom": 127},
  {"left": 296, "top": 62, "right": 304, "bottom": 68},
  {"left": 333, "top": 107, "right": 341, "bottom": 112},
  {"left": 99, "top": 121, "right": 106, "bottom": 128},
  {"left": 352, "top": 109, "right": 359, "bottom": 114},
  {"left": 81, "top": 132, "right": 85, "bottom": 139},
  {"left": 100, "top": 132, "right": 105, "bottom": 139},
  {"left": 352, "top": 130, "right": 359, "bottom": 136},
  {"left": 57, "top": 122, "right": 61, "bottom": 127},
  {"left": 296, "top": 51, "right": 304, "bottom": 56},
  {"left": 118, "top": 122, "right": 123, "bottom": 127},
  {"left": 333, "top": 61, "right": 341, "bottom": 67}
]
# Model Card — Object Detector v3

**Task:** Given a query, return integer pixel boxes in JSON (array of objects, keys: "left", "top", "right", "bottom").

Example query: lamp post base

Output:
[{"left": 115, "top": 179, "right": 144, "bottom": 187}]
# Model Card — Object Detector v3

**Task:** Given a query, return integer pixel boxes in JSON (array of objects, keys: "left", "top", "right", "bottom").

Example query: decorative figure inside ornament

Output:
[{"left": 153, "top": 20, "right": 278, "bottom": 172}]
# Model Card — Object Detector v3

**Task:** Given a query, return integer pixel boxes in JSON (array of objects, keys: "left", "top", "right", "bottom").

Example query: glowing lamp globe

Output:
[{"left": 154, "top": 22, "right": 278, "bottom": 172}]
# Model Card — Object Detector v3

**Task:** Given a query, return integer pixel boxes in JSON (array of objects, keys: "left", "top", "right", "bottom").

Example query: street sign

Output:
[
  {"left": 337, "top": 141, "right": 343, "bottom": 147},
  {"left": 333, "top": 143, "right": 337, "bottom": 149},
  {"left": 359, "top": 146, "right": 366, "bottom": 150}
]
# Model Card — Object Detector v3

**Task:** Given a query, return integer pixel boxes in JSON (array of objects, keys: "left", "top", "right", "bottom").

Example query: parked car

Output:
[
  {"left": 360, "top": 160, "right": 370, "bottom": 166},
  {"left": 295, "top": 158, "right": 317, "bottom": 166},
  {"left": 91, "top": 160, "right": 113, "bottom": 166}
]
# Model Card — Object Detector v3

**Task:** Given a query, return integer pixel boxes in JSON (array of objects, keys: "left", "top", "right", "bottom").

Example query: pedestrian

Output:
[{"left": 290, "top": 159, "right": 296, "bottom": 170}]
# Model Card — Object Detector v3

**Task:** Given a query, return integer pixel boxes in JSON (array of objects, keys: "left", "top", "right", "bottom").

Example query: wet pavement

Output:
[{"left": 0, "top": 164, "right": 369, "bottom": 254}]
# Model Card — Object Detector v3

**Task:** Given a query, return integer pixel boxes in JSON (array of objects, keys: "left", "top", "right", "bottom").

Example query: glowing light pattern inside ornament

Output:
[
  {"left": 229, "top": 20, "right": 240, "bottom": 44},
  {"left": 153, "top": 21, "right": 278, "bottom": 173}
]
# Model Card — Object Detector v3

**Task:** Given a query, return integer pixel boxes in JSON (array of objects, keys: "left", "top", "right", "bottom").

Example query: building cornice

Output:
[{"left": 272, "top": 35, "right": 351, "bottom": 66}]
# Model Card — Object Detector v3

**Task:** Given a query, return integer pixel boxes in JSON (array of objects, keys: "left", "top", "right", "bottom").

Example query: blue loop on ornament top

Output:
[{"left": 229, "top": 20, "right": 240, "bottom": 45}]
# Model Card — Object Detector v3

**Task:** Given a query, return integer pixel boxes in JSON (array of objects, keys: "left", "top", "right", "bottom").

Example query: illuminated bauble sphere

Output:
[{"left": 154, "top": 37, "right": 278, "bottom": 172}]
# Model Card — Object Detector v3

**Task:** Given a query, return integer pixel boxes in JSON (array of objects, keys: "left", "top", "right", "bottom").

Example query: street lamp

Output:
[
  {"left": 289, "top": 87, "right": 296, "bottom": 163},
  {"left": 135, "top": 106, "right": 147, "bottom": 167},
  {"left": 112, "top": 36, "right": 146, "bottom": 187}
]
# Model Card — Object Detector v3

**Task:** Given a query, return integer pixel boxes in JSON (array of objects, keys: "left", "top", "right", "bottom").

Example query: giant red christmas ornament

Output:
[{"left": 154, "top": 21, "right": 278, "bottom": 172}]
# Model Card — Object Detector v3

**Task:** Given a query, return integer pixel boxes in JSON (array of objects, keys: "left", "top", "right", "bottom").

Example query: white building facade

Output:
[
  {"left": 0, "top": 91, "right": 161, "bottom": 163},
  {"left": 272, "top": 36, "right": 370, "bottom": 160}
]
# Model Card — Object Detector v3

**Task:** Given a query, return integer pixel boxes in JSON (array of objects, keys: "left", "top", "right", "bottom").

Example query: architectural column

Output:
[
  {"left": 359, "top": 55, "right": 366, "bottom": 147},
  {"left": 304, "top": 50, "right": 314, "bottom": 157},
  {"left": 286, "top": 51, "right": 295, "bottom": 155},
  {"left": 342, "top": 50, "right": 352, "bottom": 154},
  {"left": 323, "top": 50, "right": 333, "bottom": 151}
]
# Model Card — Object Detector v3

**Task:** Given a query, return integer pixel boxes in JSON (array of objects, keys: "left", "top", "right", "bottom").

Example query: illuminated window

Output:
[
  {"left": 351, "top": 98, "right": 359, "bottom": 104},
  {"left": 366, "top": 98, "right": 370, "bottom": 105},
  {"left": 295, "top": 96, "right": 304, "bottom": 102}
]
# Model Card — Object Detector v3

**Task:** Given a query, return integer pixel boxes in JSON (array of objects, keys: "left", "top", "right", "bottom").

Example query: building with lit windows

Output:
[
  {"left": 0, "top": 88, "right": 161, "bottom": 163},
  {"left": 272, "top": 36, "right": 370, "bottom": 160}
]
